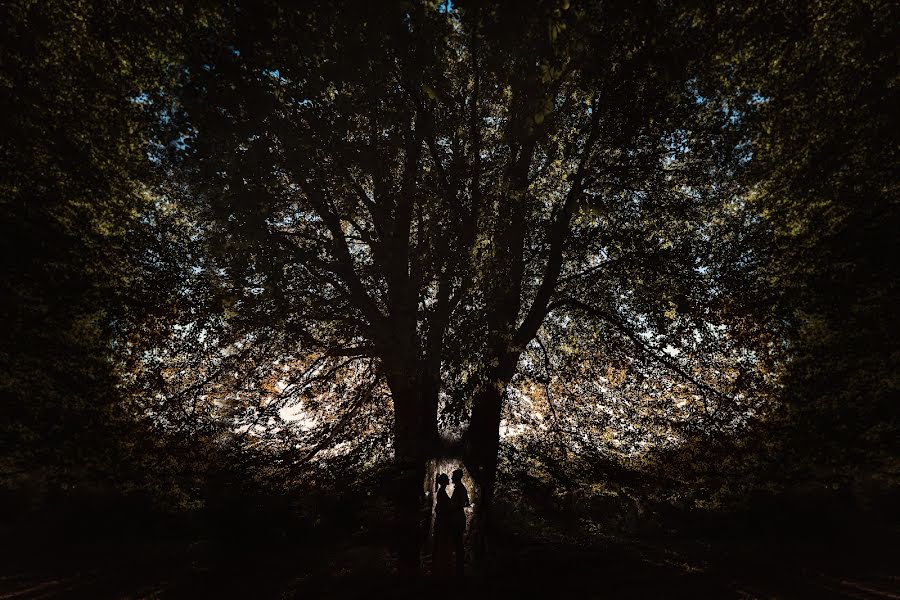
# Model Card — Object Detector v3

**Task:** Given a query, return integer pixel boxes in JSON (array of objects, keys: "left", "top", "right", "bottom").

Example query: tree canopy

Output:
[{"left": 2, "top": 0, "right": 896, "bottom": 575}]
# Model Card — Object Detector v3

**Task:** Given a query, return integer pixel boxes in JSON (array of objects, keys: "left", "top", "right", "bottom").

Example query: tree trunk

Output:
[
  {"left": 462, "top": 382, "right": 506, "bottom": 574},
  {"left": 385, "top": 366, "right": 440, "bottom": 576},
  {"left": 391, "top": 451, "right": 428, "bottom": 577},
  {"left": 386, "top": 374, "right": 425, "bottom": 576},
  {"left": 387, "top": 344, "right": 515, "bottom": 576}
]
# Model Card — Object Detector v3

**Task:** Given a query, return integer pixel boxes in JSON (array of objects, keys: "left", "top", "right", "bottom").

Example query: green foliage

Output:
[
  {"left": 718, "top": 0, "right": 899, "bottom": 486},
  {"left": 0, "top": 0, "right": 205, "bottom": 506},
  {"left": 2, "top": 0, "right": 895, "bottom": 532}
]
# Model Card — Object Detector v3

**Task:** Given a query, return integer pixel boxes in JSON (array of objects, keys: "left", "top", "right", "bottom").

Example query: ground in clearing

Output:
[{"left": 1, "top": 532, "right": 897, "bottom": 599}]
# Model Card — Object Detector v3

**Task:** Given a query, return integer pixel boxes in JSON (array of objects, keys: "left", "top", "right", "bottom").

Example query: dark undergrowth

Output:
[{"left": 1, "top": 494, "right": 897, "bottom": 599}]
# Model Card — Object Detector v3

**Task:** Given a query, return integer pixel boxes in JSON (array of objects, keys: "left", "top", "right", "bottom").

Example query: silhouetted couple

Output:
[{"left": 433, "top": 468, "right": 470, "bottom": 577}]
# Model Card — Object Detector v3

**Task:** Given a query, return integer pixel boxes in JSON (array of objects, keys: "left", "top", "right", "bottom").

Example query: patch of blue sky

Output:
[
  {"left": 170, "top": 133, "right": 189, "bottom": 151},
  {"left": 263, "top": 68, "right": 282, "bottom": 79}
]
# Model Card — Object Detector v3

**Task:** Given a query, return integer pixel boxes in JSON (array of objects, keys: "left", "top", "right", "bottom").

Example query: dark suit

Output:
[{"left": 449, "top": 484, "right": 470, "bottom": 575}]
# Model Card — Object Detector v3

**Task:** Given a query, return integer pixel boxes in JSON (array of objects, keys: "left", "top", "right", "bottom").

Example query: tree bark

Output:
[
  {"left": 462, "top": 371, "right": 512, "bottom": 574},
  {"left": 385, "top": 362, "right": 442, "bottom": 576}
]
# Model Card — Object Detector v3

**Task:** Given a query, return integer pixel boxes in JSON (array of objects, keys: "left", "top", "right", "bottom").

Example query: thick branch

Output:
[
  {"left": 549, "top": 298, "right": 734, "bottom": 404},
  {"left": 515, "top": 102, "right": 601, "bottom": 349},
  {"left": 296, "top": 177, "right": 388, "bottom": 339}
]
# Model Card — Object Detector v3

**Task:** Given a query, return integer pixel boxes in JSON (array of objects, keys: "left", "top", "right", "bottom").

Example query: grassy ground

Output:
[{"left": 1, "top": 526, "right": 897, "bottom": 599}]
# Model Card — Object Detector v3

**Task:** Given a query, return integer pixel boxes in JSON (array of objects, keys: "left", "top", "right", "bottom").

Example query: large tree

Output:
[{"left": 149, "top": 0, "right": 768, "bottom": 569}]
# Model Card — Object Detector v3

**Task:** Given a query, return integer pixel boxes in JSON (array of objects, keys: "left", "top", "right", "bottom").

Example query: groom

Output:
[{"left": 449, "top": 468, "right": 470, "bottom": 576}]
